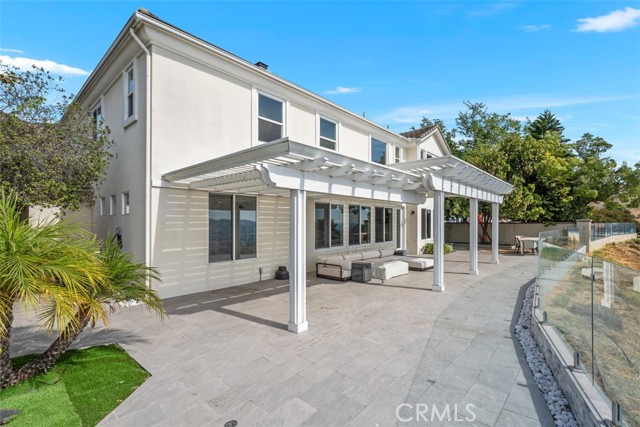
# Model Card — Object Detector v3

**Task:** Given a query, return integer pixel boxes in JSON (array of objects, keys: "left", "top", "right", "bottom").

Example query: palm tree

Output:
[
  {"left": 0, "top": 190, "right": 105, "bottom": 389},
  {"left": 9, "top": 236, "right": 164, "bottom": 386}
]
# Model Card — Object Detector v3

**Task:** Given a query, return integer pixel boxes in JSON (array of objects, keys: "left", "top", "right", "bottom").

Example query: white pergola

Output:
[{"left": 163, "top": 138, "right": 513, "bottom": 333}]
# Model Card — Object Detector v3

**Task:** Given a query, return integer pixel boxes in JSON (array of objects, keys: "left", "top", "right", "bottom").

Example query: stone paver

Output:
[{"left": 12, "top": 248, "right": 554, "bottom": 426}]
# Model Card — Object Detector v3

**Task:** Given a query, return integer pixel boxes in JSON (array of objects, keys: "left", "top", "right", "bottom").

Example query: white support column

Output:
[
  {"left": 400, "top": 206, "right": 406, "bottom": 251},
  {"left": 469, "top": 198, "right": 479, "bottom": 275},
  {"left": 288, "top": 189, "right": 308, "bottom": 333},
  {"left": 433, "top": 190, "right": 445, "bottom": 292},
  {"left": 491, "top": 202, "right": 499, "bottom": 264}
]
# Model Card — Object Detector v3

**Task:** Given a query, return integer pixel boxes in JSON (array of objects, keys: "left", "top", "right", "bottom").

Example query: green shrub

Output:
[{"left": 421, "top": 242, "right": 454, "bottom": 255}]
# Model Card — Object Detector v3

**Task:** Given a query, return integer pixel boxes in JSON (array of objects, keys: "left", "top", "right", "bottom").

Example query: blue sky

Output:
[{"left": 1, "top": 1, "right": 639, "bottom": 165}]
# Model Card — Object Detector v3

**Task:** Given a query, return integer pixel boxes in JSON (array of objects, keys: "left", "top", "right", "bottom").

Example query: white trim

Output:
[
  {"left": 469, "top": 198, "right": 479, "bottom": 275},
  {"left": 288, "top": 189, "right": 308, "bottom": 333}
]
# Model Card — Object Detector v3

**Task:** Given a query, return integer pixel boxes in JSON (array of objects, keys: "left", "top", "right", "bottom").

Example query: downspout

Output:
[{"left": 129, "top": 27, "right": 152, "bottom": 283}]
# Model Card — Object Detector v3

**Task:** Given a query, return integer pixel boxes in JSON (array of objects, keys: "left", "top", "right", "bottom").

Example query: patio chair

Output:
[
  {"left": 513, "top": 236, "right": 522, "bottom": 253},
  {"left": 522, "top": 239, "right": 537, "bottom": 255}
]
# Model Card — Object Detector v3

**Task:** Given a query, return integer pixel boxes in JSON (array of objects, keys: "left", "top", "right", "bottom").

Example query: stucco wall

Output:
[
  {"left": 87, "top": 53, "right": 148, "bottom": 261},
  {"left": 446, "top": 222, "right": 575, "bottom": 245}
]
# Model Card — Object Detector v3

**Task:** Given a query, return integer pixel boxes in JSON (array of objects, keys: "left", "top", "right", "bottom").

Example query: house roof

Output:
[
  {"left": 162, "top": 139, "right": 512, "bottom": 204},
  {"left": 400, "top": 125, "right": 439, "bottom": 140},
  {"left": 75, "top": 8, "right": 412, "bottom": 145}
]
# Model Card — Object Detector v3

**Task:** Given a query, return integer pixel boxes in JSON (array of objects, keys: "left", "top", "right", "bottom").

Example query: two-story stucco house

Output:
[{"left": 77, "top": 9, "right": 512, "bottom": 333}]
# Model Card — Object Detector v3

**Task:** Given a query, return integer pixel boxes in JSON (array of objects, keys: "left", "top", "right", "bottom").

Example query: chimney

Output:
[{"left": 255, "top": 61, "right": 269, "bottom": 70}]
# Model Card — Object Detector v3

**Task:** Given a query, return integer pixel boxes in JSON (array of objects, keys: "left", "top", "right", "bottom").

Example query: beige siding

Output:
[{"left": 151, "top": 188, "right": 289, "bottom": 299}]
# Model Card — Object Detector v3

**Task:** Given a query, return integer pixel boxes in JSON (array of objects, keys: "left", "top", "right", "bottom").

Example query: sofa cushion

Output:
[
  {"left": 360, "top": 250, "right": 381, "bottom": 260},
  {"left": 322, "top": 256, "right": 351, "bottom": 269},
  {"left": 380, "top": 248, "right": 395, "bottom": 257},
  {"left": 344, "top": 253, "right": 364, "bottom": 261}
]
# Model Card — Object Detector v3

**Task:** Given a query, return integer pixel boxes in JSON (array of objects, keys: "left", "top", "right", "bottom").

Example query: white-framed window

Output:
[
  {"left": 349, "top": 205, "right": 371, "bottom": 245},
  {"left": 375, "top": 207, "right": 394, "bottom": 243},
  {"left": 257, "top": 92, "right": 284, "bottom": 143},
  {"left": 420, "top": 149, "right": 434, "bottom": 159},
  {"left": 421, "top": 208, "right": 432, "bottom": 239},
  {"left": 92, "top": 102, "right": 103, "bottom": 139},
  {"left": 371, "top": 137, "right": 387, "bottom": 165},
  {"left": 109, "top": 194, "right": 116, "bottom": 216},
  {"left": 208, "top": 194, "right": 257, "bottom": 263},
  {"left": 121, "top": 192, "right": 130, "bottom": 215},
  {"left": 315, "top": 203, "right": 344, "bottom": 249},
  {"left": 394, "top": 146, "right": 402, "bottom": 163},
  {"left": 123, "top": 62, "right": 137, "bottom": 125},
  {"left": 319, "top": 117, "right": 337, "bottom": 150},
  {"left": 99, "top": 196, "right": 105, "bottom": 216}
]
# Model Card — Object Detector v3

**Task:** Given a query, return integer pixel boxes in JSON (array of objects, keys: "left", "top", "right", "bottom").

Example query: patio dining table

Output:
[{"left": 519, "top": 236, "right": 538, "bottom": 255}]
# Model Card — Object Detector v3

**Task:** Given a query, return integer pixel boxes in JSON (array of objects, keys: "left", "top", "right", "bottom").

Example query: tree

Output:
[
  {"left": 0, "top": 190, "right": 104, "bottom": 389},
  {"left": 0, "top": 63, "right": 112, "bottom": 211},
  {"left": 0, "top": 190, "right": 165, "bottom": 389},
  {"left": 526, "top": 109, "right": 567, "bottom": 141},
  {"left": 8, "top": 237, "right": 164, "bottom": 386},
  {"left": 417, "top": 104, "right": 637, "bottom": 227},
  {"left": 616, "top": 161, "right": 640, "bottom": 208}
]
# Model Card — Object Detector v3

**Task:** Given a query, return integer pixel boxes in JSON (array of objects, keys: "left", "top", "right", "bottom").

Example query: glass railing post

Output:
[{"left": 591, "top": 256, "right": 595, "bottom": 385}]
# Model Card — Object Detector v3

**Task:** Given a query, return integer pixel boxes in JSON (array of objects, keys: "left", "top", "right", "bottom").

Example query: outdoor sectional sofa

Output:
[{"left": 316, "top": 248, "right": 433, "bottom": 281}]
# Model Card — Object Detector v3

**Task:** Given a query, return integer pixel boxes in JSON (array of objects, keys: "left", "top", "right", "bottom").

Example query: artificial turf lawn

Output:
[{"left": 1, "top": 344, "right": 149, "bottom": 426}]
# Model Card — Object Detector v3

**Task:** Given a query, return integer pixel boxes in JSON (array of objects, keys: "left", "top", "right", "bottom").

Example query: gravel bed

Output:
[{"left": 515, "top": 283, "right": 579, "bottom": 427}]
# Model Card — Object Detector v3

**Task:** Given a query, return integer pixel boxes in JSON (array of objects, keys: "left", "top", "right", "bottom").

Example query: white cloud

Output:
[
  {"left": 575, "top": 7, "right": 640, "bottom": 33},
  {"left": 324, "top": 86, "right": 361, "bottom": 95},
  {"left": 0, "top": 55, "right": 90, "bottom": 77},
  {"left": 519, "top": 24, "right": 551, "bottom": 32},
  {"left": 0, "top": 48, "right": 24, "bottom": 54}
]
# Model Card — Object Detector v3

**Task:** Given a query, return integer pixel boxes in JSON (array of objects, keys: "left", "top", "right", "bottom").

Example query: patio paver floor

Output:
[{"left": 12, "top": 248, "right": 554, "bottom": 426}]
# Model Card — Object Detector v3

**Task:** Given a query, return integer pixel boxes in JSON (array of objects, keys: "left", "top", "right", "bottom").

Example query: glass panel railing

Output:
[
  {"left": 537, "top": 228, "right": 639, "bottom": 426},
  {"left": 592, "top": 260, "right": 640, "bottom": 426},
  {"left": 591, "top": 222, "right": 637, "bottom": 242}
]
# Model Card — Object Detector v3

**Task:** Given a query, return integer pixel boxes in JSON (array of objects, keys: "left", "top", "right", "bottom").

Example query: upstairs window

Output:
[
  {"left": 258, "top": 94, "right": 283, "bottom": 142},
  {"left": 126, "top": 68, "right": 134, "bottom": 118},
  {"left": 421, "top": 149, "right": 434, "bottom": 159},
  {"left": 109, "top": 195, "right": 116, "bottom": 216},
  {"left": 371, "top": 138, "right": 386, "bottom": 165},
  {"left": 319, "top": 118, "right": 337, "bottom": 150},
  {"left": 99, "top": 196, "right": 105, "bottom": 216},
  {"left": 394, "top": 146, "right": 402, "bottom": 163},
  {"left": 92, "top": 104, "right": 103, "bottom": 139}
]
